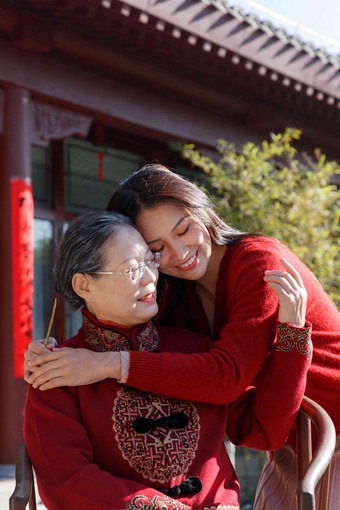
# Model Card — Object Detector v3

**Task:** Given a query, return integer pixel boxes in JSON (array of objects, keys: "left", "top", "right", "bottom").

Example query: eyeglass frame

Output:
[{"left": 88, "top": 252, "right": 161, "bottom": 281}]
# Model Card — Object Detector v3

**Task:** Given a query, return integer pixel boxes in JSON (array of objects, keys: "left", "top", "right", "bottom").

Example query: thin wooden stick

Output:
[{"left": 44, "top": 298, "right": 57, "bottom": 346}]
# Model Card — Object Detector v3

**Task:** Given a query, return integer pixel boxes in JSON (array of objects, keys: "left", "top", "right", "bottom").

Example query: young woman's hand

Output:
[
  {"left": 263, "top": 258, "right": 307, "bottom": 328},
  {"left": 24, "top": 338, "right": 57, "bottom": 381},
  {"left": 26, "top": 347, "right": 122, "bottom": 390}
]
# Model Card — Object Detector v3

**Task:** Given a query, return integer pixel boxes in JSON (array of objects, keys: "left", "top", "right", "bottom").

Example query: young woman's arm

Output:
[
  {"left": 25, "top": 255, "right": 307, "bottom": 402},
  {"left": 226, "top": 321, "right": 312, "bottom": 450},
  {"left": 123, "top": 252, "right": 309, "bottom": 404}
]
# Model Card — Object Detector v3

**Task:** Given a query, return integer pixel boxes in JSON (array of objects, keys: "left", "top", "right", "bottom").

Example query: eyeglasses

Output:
[{"left": 90, "top": 252, "right": 161, "bottom": 281}]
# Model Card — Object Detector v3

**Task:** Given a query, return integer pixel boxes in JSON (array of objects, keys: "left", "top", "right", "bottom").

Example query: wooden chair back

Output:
[
  {"left": 296, "top": 396, "right": 336, "bottom": 510},
  {"left": 9, "top": 439, "right": 36, "bottom": 510}
]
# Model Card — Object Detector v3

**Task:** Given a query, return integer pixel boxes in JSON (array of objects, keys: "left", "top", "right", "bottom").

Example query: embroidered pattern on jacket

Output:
[
  {"left": 113, "top": 387, "right": 200, "bottom": 483},
  {"left": 125, "top": 494, "right": 190, "bottom": 509},
  {"left": 275, "top": 323, "right": 312, "bottom": 360},
  {"left": 82, "top": 314, "right": 159, "bottom": 352},
  {"left": 135, "top": 322, "right": 160, "bottom": 351}
]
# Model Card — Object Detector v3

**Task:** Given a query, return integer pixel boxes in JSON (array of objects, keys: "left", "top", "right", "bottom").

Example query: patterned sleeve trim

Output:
[{"left": 275, "top": 321, "right": 312, "bottom": 360}]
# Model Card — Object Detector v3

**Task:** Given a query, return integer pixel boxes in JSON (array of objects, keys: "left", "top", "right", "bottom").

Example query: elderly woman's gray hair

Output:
[{"left": 54, "top": 211, "right": 135, "bottom": 310}]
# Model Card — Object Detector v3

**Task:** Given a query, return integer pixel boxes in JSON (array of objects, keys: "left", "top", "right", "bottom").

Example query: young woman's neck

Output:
[{"left": 196, "top": 243, "right": 226, "bottom": 299}]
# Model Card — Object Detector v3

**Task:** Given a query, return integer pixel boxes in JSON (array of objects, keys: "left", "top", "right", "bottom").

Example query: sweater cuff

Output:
[
  {"left": 275, "top": 321, "right": 312, "bottom": 359},
  {"left": 118, "top": 351, "right": 130, "bottom": 384}
]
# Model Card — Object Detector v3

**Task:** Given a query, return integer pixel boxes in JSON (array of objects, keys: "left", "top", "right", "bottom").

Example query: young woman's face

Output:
[
  {"left": 84, "top": 226, "right": 159, "bottom": 326},
  {"left": 136, "top": 204, "right": 212, "bottom": 281}
]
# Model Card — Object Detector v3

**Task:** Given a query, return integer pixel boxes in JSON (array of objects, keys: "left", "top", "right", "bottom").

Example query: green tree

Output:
[{"left": 180, "top": 128, "right": 340, "bottom": 306}]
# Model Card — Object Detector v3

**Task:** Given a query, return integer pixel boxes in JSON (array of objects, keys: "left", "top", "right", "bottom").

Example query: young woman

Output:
[
  {"left": 26, "top": 164, "right": 340, "bottom": 508},
  {"left": 24, "top": 211, "right": 311, "bottom": 510},
  {"left": 108, "top": 165, "right": 340, "bottom": 510}
]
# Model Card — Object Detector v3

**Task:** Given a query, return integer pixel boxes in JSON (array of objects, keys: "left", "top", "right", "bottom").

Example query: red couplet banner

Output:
[{"left": 11, "top": 178, "right": 34, "bottom": 378}]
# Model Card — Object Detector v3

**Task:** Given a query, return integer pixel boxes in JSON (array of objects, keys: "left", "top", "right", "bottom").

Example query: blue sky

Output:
[{"left": 232, "top": 0, "right": 340, "bottom": 54}]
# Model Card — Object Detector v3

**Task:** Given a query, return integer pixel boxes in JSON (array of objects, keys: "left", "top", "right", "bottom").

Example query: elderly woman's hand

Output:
[
  {"left": 26, "top": 347, "right": 122, "bottom": 390},
  {"left": 263, "top": 258, "right": 307, "bottom": 328}
]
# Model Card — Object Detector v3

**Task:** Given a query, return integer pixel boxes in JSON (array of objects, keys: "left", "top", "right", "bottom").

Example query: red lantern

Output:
[
  {"left": 11, "top": 178, "right": 34, "bottom": 377},
  {"left": 97, "top": 152, "right": 105, "bottom": 181}
]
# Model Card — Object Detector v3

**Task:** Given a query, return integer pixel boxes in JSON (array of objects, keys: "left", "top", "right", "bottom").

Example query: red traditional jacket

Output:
[{"left": 24, "top": 308, "right": 311, "bottom": 510}]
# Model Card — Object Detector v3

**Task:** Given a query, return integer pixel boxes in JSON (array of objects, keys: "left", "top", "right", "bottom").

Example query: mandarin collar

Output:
[{"left": 80, "top": 308, "right": 159, "bottom": 352}]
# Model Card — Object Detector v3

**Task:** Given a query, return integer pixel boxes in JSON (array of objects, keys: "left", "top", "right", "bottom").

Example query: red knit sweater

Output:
[
  {"left": 126, "top": 237, "right": 340, "bottom": 436},
  {"left": 24, "top": 308, "right": 311, "bottom": 510}
]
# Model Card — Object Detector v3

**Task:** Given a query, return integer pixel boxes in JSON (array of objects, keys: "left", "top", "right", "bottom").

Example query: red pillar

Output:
[{"left": 0, "top": 86, "right": 32, "bottom": 462}]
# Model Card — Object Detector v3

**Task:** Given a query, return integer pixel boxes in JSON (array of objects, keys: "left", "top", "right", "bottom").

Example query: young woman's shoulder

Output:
[
  {"left": 227, "top": 236, "right": 339, "bottom": 321},
  {"left": 225, "top": 235, "right": 290, "bottom": 273},
  {"left": 234, "top": 234, "right": 287, "bottom": 253}
]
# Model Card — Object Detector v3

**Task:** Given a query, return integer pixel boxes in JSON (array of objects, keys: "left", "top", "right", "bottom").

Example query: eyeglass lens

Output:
[{"left": 130, "top": 253, "right": 160, "bottom": 280}]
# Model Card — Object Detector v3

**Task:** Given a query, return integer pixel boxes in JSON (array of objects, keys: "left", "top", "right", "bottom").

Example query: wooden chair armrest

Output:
[
  {"left": 297, "top": 396, "right": 336, "bottom": 510},
  {"left": 9, "top": 439, "right": 36, "bottom": 510}
]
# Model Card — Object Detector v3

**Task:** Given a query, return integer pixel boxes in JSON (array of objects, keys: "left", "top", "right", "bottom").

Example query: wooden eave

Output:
[{"left": 1, "top": 0, "right": 340, "bottom": 150}]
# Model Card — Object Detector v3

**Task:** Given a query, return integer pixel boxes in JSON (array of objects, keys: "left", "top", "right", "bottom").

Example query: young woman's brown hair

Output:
[{"left": 107, "top": 164, "right": 248, "bottom": 246}]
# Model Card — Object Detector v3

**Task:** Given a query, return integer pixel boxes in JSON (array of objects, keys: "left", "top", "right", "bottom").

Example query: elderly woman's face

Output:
[{"left": 85, "top": 226, "right": 159, "bottom": 326}]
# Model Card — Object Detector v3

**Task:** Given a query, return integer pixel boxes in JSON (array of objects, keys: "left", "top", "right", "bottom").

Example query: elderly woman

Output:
[{"left": 24, "top": 211, "right": 311, "bottom": 510}]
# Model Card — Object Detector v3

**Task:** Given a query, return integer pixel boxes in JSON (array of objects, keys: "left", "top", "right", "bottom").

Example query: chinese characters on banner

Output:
[{"left": 11, "top": 178, "right": 34, "bottom": 377}]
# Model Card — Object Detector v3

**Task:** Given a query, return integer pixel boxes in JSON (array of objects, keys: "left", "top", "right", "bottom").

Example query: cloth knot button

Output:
[
  {"left": 132, "top": 411, "right": 188, "bottom": 433},
  {"left": 158, "top": 476, "right": 203, "bottom": 497}
]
